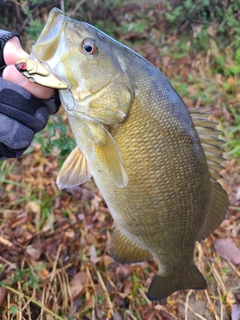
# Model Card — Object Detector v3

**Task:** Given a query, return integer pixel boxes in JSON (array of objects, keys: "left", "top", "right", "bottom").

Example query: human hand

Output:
[
  {"left": 0, "top": 30, "right": 60, "bottom": 159},
  {"left": 2, "top": 34, "right": 55, "bottom": 99}
]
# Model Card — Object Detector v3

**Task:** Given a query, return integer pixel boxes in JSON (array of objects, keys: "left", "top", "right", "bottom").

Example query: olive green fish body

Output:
[{"left": 31, "top": 8, "right": 228, "bottom": 300}]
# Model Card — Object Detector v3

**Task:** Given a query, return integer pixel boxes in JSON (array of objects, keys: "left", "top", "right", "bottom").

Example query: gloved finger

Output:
[
  {"left": 2, "top": 36, "right": 56, "bottom": 99},
  {"left": 0, "top": 142, "right": 17, "bottom": 159},
  {"left": 0, "top": 78, "right": 49, "bottom": 132},
  {"left": 0, "top": 114, "right": 34, "bottom": 150}
]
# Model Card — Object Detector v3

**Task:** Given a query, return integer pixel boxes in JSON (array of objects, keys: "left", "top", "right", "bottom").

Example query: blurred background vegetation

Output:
[{"left": 0, "top": 1, "right": 239, "bottom": 319}]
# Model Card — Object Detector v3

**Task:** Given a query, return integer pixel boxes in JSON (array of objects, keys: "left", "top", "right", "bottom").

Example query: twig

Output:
[
  {"left": 210, "top": 264, "right": 227, "bottom": 295},
  {"left": 227, "top": 260, "right": 240, "bottom": 277},
  {"left": 9, "top": 0, "right": 23, "bottom": 6},
  {"left": 205, "top": 290, "right": 220, "bottom": 320},
  {"left": 139, "top": 288, "right": 152, "bottom": 308},
  {"left": 229, "top": 206, "right": 240, "bottom": 211},
  {"left": 217, "top": 287, "right": 224, "bottom": 320},
  {"left": 86, "top": 266, "right": 97, "bottom": 296},
  {"left": 69, "top": 0, "right": 87, "bottom": 17},
  {"left": 96, "top": 270, "right": 114, "bottom": 318},
  {"left": 50, "top": 244, "right": 62, "bottom": 283},
  {"left": 154, "top": 303, "right": 178, "bottom": 320},
  {"left": 125, "top": 310, "right": 138, "bottom": 320},
  {"left": 185, "top": 289, "right": 193, "bottom": 320},
  {"left": 0, "top": 236, "right": 13, "bottom": 247},
  {"left": 180, "top": 300, "right": 207, "bottom": 320},
  {"left": 4, "top": 285, "right": 64, "bottom": 320}
]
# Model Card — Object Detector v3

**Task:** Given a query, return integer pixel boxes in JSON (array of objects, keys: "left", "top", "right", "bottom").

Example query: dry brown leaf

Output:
[
  {"left": 103, "top": 255, "right": 114, "bottom": 268},
  {"left": 232, "top": 304, "right": 240, "bottom": 320},
  {"left": 26, "top": 201, "right": 41, "bottom": 215},
  {"left": 26, "top": 245, "right": 42, "bottom": 260},
  {"left": 65, "top": 228, "right": 75, "bottom": 239},
  {"left": 214, "top": 238, "right": 240, "bottom": 264},
  {"left": 38, "top": 267, "right": 49, "bottom": 279},
  {"left": 70, "top": 271, "right": 87, "bottom": 299}
]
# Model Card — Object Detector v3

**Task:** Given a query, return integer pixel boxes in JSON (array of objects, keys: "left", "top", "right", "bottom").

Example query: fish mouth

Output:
[{"left": 31, "top": 8, "right": 65, "bottom": 62}]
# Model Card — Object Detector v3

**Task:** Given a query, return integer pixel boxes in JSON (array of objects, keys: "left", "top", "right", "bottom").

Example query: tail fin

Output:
[{"left": 147, "top": 265, "right": 207, "bottom": 301}]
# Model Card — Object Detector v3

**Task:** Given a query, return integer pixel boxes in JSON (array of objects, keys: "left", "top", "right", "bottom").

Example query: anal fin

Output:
[{"left": 110, "top": 227, "right": 152, "bottom": 264}]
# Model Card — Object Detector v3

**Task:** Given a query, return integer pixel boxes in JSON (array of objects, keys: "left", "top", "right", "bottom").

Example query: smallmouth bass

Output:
[{"left": 29, "top": 8, "right": 228, "bottom": 300}]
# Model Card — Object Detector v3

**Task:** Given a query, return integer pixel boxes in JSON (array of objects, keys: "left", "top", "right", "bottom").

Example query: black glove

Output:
[{"left": 0, "top": 30, "right": 60, "bottom": 160}]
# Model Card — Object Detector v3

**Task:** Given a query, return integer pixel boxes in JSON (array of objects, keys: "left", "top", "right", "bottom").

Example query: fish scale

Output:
[{"left": 29, "top": 7, "right": 228, "bottom": 300}]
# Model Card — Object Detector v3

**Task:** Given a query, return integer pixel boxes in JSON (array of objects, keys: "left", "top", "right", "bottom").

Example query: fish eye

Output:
[{"left": 81, "top": 39, "right": 98, "bottom": 55}]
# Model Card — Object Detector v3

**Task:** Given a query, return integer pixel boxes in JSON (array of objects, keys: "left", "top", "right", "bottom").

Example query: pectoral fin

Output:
[
  {"left": 57, "top": 146, "right": 92, "bottom": 189},
  {"left": 90, "top": 124, "right": 128, "bottom": 188},
  {"left": 110, "top": 227, "right": 152, "bottom": 264}
]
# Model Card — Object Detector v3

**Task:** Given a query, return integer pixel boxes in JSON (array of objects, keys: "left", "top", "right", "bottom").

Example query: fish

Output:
[{"left": 29, "top": 7, "right": 229, "bottom": 300}]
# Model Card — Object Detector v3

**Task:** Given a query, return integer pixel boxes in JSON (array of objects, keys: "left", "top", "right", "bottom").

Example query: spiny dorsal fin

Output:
[
  {"left": 189, "top": 108, "right": 212, "bottom": 119},
  {"left": 110, "top": 227, "right": 152, "bottom": 264},
  {"left": 189, "top": 108, "right": 225, "bottom": 181}
]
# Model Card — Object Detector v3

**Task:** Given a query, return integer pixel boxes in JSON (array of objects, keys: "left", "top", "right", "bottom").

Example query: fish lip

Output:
[
  {"left": 37, "top": 7, "right": 65, "bottom": 44},
  {"left": 31, "top": 7, "right": 65, "bottom": 61}
]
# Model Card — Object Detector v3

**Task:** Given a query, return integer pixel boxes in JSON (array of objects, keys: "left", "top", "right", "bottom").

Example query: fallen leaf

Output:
[
  {"left": 214, "top": 238, "right": 240, "bottom": 264},
  {"left": 38, "top": 267, "right": 49, "bottom": 279},
  {"left": 70, "top": 272, "right": 87, "bottom": 299},
  {"left": 26, "top": 245, "right": 41, "bottom": 260},
  {"left": 65, "top": 228, "right": 75, "bottom": 239},
  {"left": 26, "top": 201, "right": 41, "bottom": 215},
  {"left": 232, "top": 304, "right": 240, "bottom": 320}
]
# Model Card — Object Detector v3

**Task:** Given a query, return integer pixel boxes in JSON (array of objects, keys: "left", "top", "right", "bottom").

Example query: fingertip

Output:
[
  {"left": 3, "top": 65, "right": 28, "bottom": 85},
  {"left": 3, "top": 65, "right": 56, "bottom": 99},
  {"left": 3, "top": 36, "right": 29, "bottom": 65}
]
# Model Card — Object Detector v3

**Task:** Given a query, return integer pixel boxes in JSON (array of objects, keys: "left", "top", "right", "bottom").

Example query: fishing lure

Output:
[{"left": 15, "top": 58, "right": 68, "bottom": 90}]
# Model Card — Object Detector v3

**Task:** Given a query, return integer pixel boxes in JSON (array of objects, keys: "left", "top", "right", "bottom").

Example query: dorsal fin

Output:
[
  {"left": 189, "top": 108, "right": 225, "bottom": 180},
  {"left": 189, "top": 108, "right": 229, "bottom": 240}
]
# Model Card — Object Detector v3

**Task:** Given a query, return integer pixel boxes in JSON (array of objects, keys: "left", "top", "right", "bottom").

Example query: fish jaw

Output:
[
  {"left": 31, "top": 8, "right": 134, "bottom": 126},
  {"left": 31, "top": 8, "right": 66, "bottom": 66}
]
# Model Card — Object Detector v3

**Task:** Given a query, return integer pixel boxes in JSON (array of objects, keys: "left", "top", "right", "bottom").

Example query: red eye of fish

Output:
[{"left": 82, "top": 41, "right": 98, "bottom": 55}]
